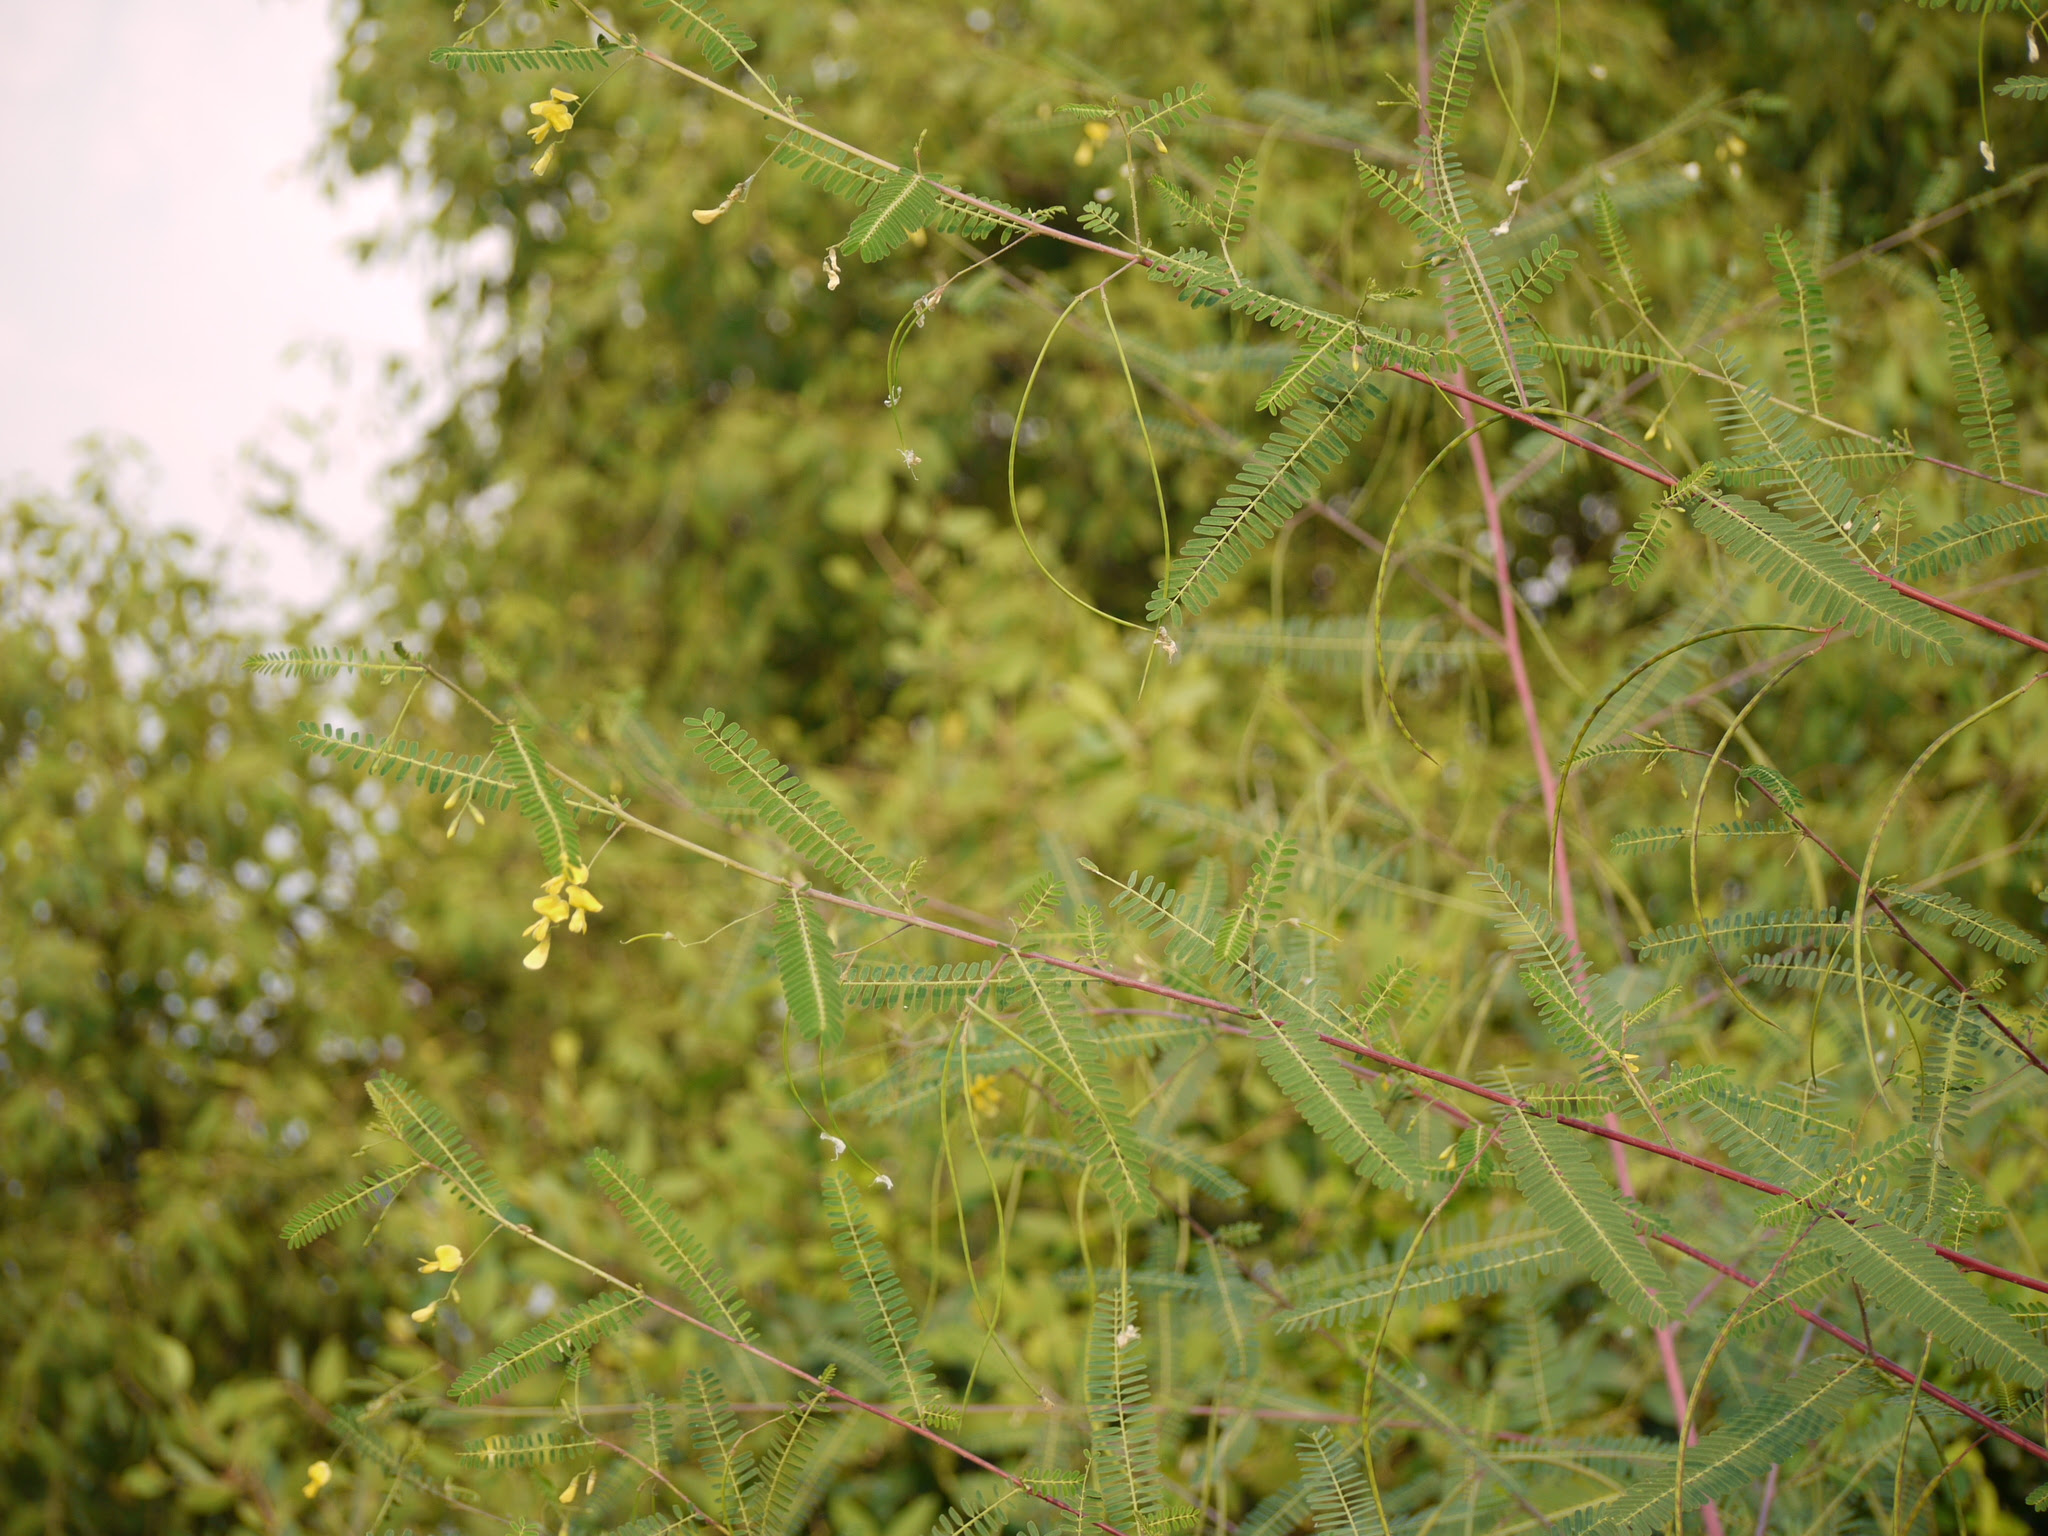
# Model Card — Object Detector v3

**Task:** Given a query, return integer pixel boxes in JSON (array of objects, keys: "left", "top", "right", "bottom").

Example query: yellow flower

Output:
[
  {"left": 559, "top": 1474, "right": 581, "bottom": 1504},
  {"left": 302, "top": 1460, "right": 332, "bottom": 1499},
  {"left": 529, "top": 91, "right": 576, "bottom": 138},
  {"left": 411, "top": 1299, "right": 439, "bottom": 1324},
  {"left": 533, "top": 142, "right": 559, "bottom": 177},
  {"left": 523, "top": 867, "right": 598, "bottom": 961},
  {"left": 417, "top": 1243, "right": 463, "bottom": 1273},
  {"left": 967, "top": 1074, "right": 1003, "bottom": 1119},
  {"left": 564, "top": 882, "right": 603, "bottom": 934}
]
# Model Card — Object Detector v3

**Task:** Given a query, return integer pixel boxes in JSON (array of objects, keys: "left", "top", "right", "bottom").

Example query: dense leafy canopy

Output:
[{"left": 12, "top": 1, "right": 2048, "bottom": 1533}]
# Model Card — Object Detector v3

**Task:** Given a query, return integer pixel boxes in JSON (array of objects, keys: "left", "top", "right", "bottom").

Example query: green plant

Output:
[{"left": 269, "top": 2, "right": 2048, "bottom": 1533}]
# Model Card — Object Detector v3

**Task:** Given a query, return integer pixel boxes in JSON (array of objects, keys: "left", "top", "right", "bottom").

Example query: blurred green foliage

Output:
[{"left": 10, "top": 0, "right": 2048, "bottom": 1531}]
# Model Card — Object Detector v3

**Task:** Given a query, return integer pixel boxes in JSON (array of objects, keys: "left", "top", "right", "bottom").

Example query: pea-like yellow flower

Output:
[
  {"left": 417, "top": 1243, "right": 463, "bottom": 1274},
  {"left": 528, "top": 86, "right": 577, "bottom": 140},
  {"left": 522, "top": 865, "right": 600, "bottom": 967},
  {"left": 527, "top": 88, "right": 577, "bottom": 175},
  {"left": 565, "top": 882, "right": 603, "bottom": 934},
  {"left": 559, "top": 1473, "right": 581, "bottom": 1504},
  {"left": 302, "top": 1460, "right": 332, "bottom": 1499},
  {"left": 411, "top": 1299, "right": 439, "bottom": 1324}
]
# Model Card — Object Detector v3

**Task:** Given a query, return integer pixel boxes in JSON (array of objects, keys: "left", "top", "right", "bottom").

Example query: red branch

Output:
[
  {"left": 1655, "top": 1233, "right": 2048, "bottom": 1465},
  {"left": 1319, "top": 1031, "right": 2048, "bottom": 1298},
  {"left": 575, "top": 782, "right": 2048, "bottom": 1303},
  {"left": 773, "top": 872, "right": 2048, "bottom": 1300},
  {"left": 1874, "top": 571, "right": 2048, "bottom": 657},
  {"left": 1375, "top": 362, "right": 2048, "bottom": 656}
]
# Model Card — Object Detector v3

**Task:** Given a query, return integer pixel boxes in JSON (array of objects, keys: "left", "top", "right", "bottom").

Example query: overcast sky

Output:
[{"left": 2, "top": 0, "right": 445, "bottom": 611}]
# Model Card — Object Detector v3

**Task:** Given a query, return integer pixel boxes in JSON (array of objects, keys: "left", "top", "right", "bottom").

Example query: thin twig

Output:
[
  {"left": 589, "top": 1432, "right": 726, "bottom": 1533},
  {"left": 1647, "top": 735, "right": 2048, "bottom": 1078}
]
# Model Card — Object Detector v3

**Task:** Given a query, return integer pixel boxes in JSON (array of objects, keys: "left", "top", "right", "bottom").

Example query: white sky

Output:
[{"left": 1, "top": 0, "right": 446, "bottom": 611}]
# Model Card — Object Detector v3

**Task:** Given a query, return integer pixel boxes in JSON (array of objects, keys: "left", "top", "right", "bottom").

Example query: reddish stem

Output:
[
  {"left": 1321, "top": 1031, "right": 2048, "bottom": 1297},
  {"left": 1654, "top": 1233, "right": 2048, "bottom": 1465},
  {"left": 1461, "top": 406, "right": 1580, "bottom": 949},
  {"left": 1379, "top": 362, "right": 2048, "bottom": 656},
  {"left": 1874, "top": 570, "right": 2048, "bottom": 657},
  {"left": 1412, "top": 3, "right": 1702, "bottom": 1512},
  {"left": 595, "top": 778, "right": 2048, "bottom": 1298}
]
